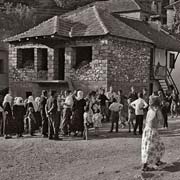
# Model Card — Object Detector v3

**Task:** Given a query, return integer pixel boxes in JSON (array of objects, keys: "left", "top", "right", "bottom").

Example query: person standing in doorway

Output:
[{"left": 131, "top": 92, "right": 148, "bottom": 135}]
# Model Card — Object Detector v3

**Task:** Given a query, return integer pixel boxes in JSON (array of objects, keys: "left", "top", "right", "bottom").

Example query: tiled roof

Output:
[
  {"left": 5, "top": 5, "right": 180, "bottom": 52},
  {"left": 79, "top": 0, "right": 153, "bottom": 14},
  {"left": 165, "top": 0, "right": 180, "bottom": 9},
  {"left": 116, "top": 15, "right": 180, "bottom": 52},
  {"left": 54, "top": 0, "right": 151, "bottom": 13},
  {"left": 5, "top": 6, "right": 152, "bottom": 43}
]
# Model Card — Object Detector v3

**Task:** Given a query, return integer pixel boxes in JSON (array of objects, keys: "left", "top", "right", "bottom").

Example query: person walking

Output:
[
  {"left": 131, "top": 92, "right": 148, "bottom": 135},
  {"left": 141, "top": 96, "right": 165, "bottom": 171}
]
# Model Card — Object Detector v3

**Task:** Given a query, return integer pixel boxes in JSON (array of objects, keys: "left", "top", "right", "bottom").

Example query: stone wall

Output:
[
  {"left": 8, "top": 36, "right": 152, "bottom": 97},
  {"left": 106, "top": 37, "right": 151, "bottom": 94},
  {"left": 64, "top": 36, "right": 151, "bottom": 95}
]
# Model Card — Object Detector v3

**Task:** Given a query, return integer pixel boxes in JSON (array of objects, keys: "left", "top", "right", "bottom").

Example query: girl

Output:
[
  {"left": 141, "top": 96, "right": 165, "bottom": 171},
  {"left": 83, "top": 106, "right": 92, "bottom": 140},
  {"left": 127, "top": 98, "right": 135, "bottom": 133},
  {"left": 27, "top": 107, "right": 37, "bottom": 136},
  {"left": 109, "top": 98, "right": 123, "bottom": 133},
  {"left": 92, "top": 105, "right": 103, "bottom": 136}
]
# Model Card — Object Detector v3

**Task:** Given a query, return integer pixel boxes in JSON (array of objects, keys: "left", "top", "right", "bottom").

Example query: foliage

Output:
[
  {"left": 0, "top": 3, "right": 37, "bottom": 38},
  {"left": 54, "top": 0, "right": 103, "bottom": 9}
]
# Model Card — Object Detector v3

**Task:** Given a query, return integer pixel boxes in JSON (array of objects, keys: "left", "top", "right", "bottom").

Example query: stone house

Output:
[
  {"left": 0, "top": 41, "right": 8, "bottom": 92},
  {"left": 5, "top": 1, "right": 180, "bottom": 98}
]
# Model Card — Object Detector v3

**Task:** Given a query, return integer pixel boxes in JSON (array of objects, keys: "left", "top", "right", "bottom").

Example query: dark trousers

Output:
[
  {"left": 61, "top": 108, "right": 72, "bottom": 135},
  {"left": 134, "top": 115, "right": 143, "bottom": 135},
  {"left": 163, "top": 114, "right": 168, "bottom": 128},
  {"left": 41, "top": 110, "right": 48, "bottom": 135},
  {"left": 0, "top": 113, "right": 3, "bottom": 136},
  {"left": 48, "top": 114, "right": 60, "bottom": 138},
  {"left": 110, "top": 121, "right": 119, "bottom": 132}
]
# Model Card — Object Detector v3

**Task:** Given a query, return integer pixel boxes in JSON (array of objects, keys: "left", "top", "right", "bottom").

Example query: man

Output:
[
  {"left": 128, "top": 86, "right": 138, "bottom": 101},
  {"left": 40, "top": 90, "right": 48, "bottom": 137},
  {"left": 46, "top": 91, "right": 61, "bottom": 140},
  {"left": 106, "top": 86, "right": 114, "bottom": 122},
  {"left": 61, "top": 90, "right": 73, "bottom": 135},
  {"left": 131, "top": 92, "right": 148, "bottom": 135},
  {"left": 97, "top": 88, "right": 108, "bottom": 122}
]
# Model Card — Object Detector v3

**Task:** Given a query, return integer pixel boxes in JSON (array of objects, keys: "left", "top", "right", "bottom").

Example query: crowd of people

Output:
[
  {"left": 0, "top": 86, "right": 179, "bottom": 171},
  {"left": 0, "top": 86, "right": 178, "bottom": 140}
]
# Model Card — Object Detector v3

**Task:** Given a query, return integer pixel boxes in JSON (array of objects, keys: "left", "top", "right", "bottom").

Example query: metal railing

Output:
[{"left": 166, "top": 68, "right": 179, "bottom": 95}]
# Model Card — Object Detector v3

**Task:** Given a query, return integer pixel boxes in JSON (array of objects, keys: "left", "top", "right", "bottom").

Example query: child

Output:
[
  {"left": 109, "top": 98, "right": 123, "bottom": 133},
  {"left": 92, "top": 106, "right": 103, "bottom": 136},
  {"left": 27, "top": 107, "right": 37, "bottom": 136},
  {"left": 83, "top": 106, "right": 91, "bottom": 140},
  {"left": 127, "top": 98, "right": 135, "bottom": 132},
  {"left": 161, "top": 100, "right": 169, "bottom": 129}
]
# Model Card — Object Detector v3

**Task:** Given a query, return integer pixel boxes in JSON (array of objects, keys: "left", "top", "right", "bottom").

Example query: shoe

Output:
[
  {"left": 142, "top": 166, "right": 156, "bottom": 172},
  {"left": 4, "top": 135, "right": 12, "bottom": 139},
  {"left": 42, "top": 134, "right": 48, "bottom": 138},
  {"left": 156, "top": 161, "right": 166, "bottom": 166},
  {"left": 48, "top": 136, "right": 53, "bottom": 140}
]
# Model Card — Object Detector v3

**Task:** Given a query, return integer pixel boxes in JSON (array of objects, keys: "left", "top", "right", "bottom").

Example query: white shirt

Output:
[
  {"left": 64, "top": 95, "right": 73, "bottom": 108},
  {"left": 131, "top": 98, "right": 148, "bottom": 115},
  {"left": 109, "top": 102, "right": 123, "bottom": 112}
]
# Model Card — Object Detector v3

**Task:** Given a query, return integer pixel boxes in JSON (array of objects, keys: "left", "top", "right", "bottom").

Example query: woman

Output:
[
  {"left": 71, "top": 91, "right": 86, "bottom": 136},
  {"left": 141, "top": 96, "right": 165, "bottom": 171},
  {"left": 13, "top": 97, "right": 26, "bottom": 137},
  {"left": 3, "top": 94, "right": 14, "bottom": 139},
  {"left": 25, "top": 96, "right": 38, "bottom": 132},
  {"left": 35, "top": 97, "right": 42, "bottom": 129}
]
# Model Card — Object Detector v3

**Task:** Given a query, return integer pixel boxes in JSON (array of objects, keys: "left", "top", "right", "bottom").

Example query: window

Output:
[
  {"left": 74, "top": 46, "right": 92, "bottom": 68},
  {"left": 169, "top": 53, "right": 175, "bottom": 69},
  {"left": 0, "top": 59, "right": 4, "bottom": 74},
  {"left": 17, "top": 48, "right": 34, "bottom": 69},
  {"left": 40, "top": 48, "right": 48, "bottom": 71}
]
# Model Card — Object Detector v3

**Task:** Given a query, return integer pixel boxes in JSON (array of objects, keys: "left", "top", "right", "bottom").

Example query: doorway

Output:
[{"left": 58, "top": 48, "right": 65, "bottom": 80}]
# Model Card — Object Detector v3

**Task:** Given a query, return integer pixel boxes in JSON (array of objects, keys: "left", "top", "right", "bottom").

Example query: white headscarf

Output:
[
  {"left": 3, "top": 94, "right": 13, "bottom": 107},
  {"left": 15, "top": 97, "right": 24, "bottom": 106},
  {"left": 76, "top": 91, "right": 84, "bottom": 101},
  {"left": 27, "top": 96, "right": 38, "bottom": 112}
]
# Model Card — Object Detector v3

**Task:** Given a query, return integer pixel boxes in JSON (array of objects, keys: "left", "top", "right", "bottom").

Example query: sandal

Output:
[
  {"left": 142, "top": 166, "right": 156, "bottom": 172},
  {"left": 156, "top": 161, "right": 166, "bottom": 166}
]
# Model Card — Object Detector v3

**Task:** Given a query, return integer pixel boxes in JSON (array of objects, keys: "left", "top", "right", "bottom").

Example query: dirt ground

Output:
[{"left": 0, "top": 118, "right": 180, "bottom": 180}]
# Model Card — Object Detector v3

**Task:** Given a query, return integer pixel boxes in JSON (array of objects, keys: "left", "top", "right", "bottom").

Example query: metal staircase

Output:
[{"left": 158, "top": 68, "right": 179, "bottom": 95}]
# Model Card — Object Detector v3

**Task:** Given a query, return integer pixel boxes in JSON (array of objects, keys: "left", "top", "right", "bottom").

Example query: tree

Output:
[
  {"left": 54, "top": 0, "right": 104, "bottom": 9},
  {"left": 0, "top": 3, "right": 37, "bottom": 38}
]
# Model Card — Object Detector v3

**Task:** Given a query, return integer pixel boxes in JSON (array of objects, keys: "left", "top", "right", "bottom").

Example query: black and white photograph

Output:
[{"left": 0, "top": 0, "right": 180, "bottom": 179}]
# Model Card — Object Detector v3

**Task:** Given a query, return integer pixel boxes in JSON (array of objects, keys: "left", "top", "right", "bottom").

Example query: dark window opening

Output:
[
  {"left": 74, "top": 46, "right": 92, "bottom": 68},
  {"left": 169, "top": 53, "right": 175, "bottom": 69},
  {"left": 0, "top": 59, "right": 4, "bottom": 74},
  {"left": 40, "top": 48, "right": 48, "bottom": 71},
  {"left": 17, "top": 48, "right": 34, "bottom": 69},
  {"left": 26, "top": 91, "right": 32, "bottom": 98}
]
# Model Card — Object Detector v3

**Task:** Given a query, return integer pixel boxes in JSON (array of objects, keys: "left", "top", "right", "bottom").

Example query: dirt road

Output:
[{"left": 0, "top": 118, "right": 180, "bottom": 180}]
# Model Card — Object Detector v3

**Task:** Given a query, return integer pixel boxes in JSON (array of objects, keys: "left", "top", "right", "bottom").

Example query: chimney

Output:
[{"left": 149, "top": 20, "right": 162, "bottom": 31}]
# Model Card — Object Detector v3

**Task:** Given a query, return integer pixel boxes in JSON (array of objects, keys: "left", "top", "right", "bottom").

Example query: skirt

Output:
[{"left": 141, "top": 127, "right": 165, "bottom": 164}]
